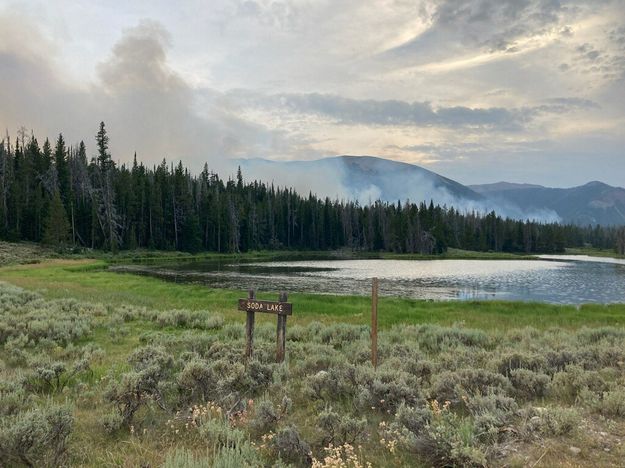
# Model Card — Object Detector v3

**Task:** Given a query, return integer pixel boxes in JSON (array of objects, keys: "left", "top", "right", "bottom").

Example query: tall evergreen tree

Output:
[
  {"left": 42, "top": 191, "right": 70, "bottom": 247},
  {"left": 54, "top": 133, "right": 70, "bottom": 204},
  {"left": 93, "top": 122, "right": 119, "bottom": 251}
]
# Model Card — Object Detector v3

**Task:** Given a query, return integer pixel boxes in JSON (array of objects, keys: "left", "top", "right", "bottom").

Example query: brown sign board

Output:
[{"left": 238, "top": 298, "right": 292, "bottom": 315}]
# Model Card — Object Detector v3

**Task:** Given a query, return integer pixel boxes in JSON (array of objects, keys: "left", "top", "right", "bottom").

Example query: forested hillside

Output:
[{"left": 0, "top": 123, "right": 622, "bottom": 254}]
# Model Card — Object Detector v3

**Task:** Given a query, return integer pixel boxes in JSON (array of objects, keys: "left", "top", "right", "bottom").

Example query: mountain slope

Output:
[
  {"left": 239, "top": 155, "right": 484, "bottom": 206},
  {"left": 470, "top": 181, "right": 625, "bottom": 226},
  {"left": 337, "top": 155, "right": 483, "bottom": 202}
]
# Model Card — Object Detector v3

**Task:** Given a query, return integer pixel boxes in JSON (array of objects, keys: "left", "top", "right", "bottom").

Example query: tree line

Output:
[{"left": 0, "top": 123, "right": 623, "bottom": 254}]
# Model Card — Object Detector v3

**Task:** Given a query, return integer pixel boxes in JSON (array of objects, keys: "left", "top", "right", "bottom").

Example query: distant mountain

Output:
[
  {"left": 470, "top": 181, "right": 625, "bottom": 226},
  {"left": 239, "top": 155, "right": 625, "bottom": 226},
  {"left": 469, "top": 182, "right": 544, "bottom": 193},
  {"left": 338, "top": 155, "right": 483, "bottom": 202}
]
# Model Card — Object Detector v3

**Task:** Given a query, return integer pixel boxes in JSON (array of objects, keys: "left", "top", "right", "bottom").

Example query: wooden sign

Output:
[
  {"left": 371, "top": 277, "right": 378, "bottom": 369},
  {"left": 238, "top": 298, "right": 292, "bottom": 315},
  {"left": 239, "top": 290, "right": 291, "bottom": 363}
]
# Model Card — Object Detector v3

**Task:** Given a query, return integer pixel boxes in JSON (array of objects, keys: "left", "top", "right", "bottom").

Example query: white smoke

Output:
[{"left": 236, "top": 156, "right": 561, "bottom": 223}]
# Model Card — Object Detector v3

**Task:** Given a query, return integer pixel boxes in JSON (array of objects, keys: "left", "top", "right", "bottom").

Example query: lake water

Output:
[{"left": 112, "top": 255, "right": 625, "bottom": 304}]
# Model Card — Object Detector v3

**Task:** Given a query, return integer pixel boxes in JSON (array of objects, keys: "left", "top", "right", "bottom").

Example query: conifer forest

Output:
[{"left": 0, "top": 123, "right": 621, "bottom": 255}]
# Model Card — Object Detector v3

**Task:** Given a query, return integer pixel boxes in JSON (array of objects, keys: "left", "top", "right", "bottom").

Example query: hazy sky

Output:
[{"left": 0, "top": 0, "right": 624, "bottom": 187}]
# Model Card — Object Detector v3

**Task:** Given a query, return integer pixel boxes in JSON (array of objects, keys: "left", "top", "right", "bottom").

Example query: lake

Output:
[{"left": 111, "top": 254, "right": 625, "bottom": 304}]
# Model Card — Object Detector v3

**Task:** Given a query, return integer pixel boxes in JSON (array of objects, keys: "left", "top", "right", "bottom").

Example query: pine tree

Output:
[
  {"left": 93, "top": 122, "right": 120, "bottom": 251},
  {"left": 96, "top": 122, "right": 112, "bottom": 171},
  {"left": 54, "top": 133, "right": 70, "bottom": 204},
  {"left": 180, "top": 213, "right": 202, "bottom": 253},
  {"left": 616, "top": 227, "right": 625, "bottom": 256},
  {"left": 42, "top": 191, "right": 70, "bottom": 247}
]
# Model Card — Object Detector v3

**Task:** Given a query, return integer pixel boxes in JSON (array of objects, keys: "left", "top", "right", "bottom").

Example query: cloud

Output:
[
  {"left": 232, "top": 92, "right": 603, "bottom": 131},
  {"left": 233, "top": 92, "right": 526, "bottom": 129},
  {"left": 433, "top": 0, "right": 564, "bottom": 50},
  {"left": 1, "top": 1, "right": 624, "bottom": 191},
  {"left": 380, "top": 0, "right": 568, "bottom": 64},
  {"left": 0, "top": 15, "right": 306, "bottom": 173}
]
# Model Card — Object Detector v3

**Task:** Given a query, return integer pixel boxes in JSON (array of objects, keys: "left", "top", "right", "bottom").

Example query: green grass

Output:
[
  {"left": 99, "top": 246, "right": 540, "bottom": 263},
  {"left": 371, "top": 247, "right": 539, "bottom": 260},
  {"left": 1, "top": 258, "right": 624, "bottom": 331},
  {"left": 565, "top": 246, "right": 625, "bottom": 258}
]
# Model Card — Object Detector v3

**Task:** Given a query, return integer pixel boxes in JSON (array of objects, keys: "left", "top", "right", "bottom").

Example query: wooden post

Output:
[
  {"left": 276, "top": 292, "right": 288, "bottom": 363},
  {"left": 245, "top": 289, "right": 255, "bottom": 359},
  {"left": 371, "top": 277, "right": 378, "bottom": 369}
]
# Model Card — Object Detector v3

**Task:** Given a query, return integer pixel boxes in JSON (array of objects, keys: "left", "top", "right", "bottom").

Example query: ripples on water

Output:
[{"left": 112, "top": 256, "right": 625, "bottom": 304}]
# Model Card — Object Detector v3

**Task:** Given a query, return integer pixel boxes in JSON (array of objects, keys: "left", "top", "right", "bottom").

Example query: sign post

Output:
[
  {"left": 245, "top": 289, "right": 255, "bottom": 359},
  {"left": 371, "top": 277, "right": 378, "bottom": 369},
  {"left": 276, "top": 292, "right": 288, "bottom": 363},
  {"left": 238, "top": 291, "right": 292, "bottom": 363}
]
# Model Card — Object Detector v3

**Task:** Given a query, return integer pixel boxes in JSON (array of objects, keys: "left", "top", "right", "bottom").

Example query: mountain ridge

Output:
[
  {"left": 471, "top": 180, "right": 625, "bottom": 226},
  {"left": 238, "top": 155, "right": 625, "bottom": 226}
]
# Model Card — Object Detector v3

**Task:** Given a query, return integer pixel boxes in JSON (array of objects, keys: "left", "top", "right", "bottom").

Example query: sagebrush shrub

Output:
[
  {"left": 595, "top": 389, "right": 625, "bottom": 417},
  {"left": 249, "top": 399, "right": 280, "bottom": 434},
  {"left": 178, "top": 358, "right": 216, "bottom": 403},
  {"left": 305, "top": 366, "right": 356, "bottom": 402},
  {"left": 430, "top": 369, "right": 512, "bottom": 404},
  {"left": 162, "top": 448, "right": 211, "bottom": 468},
  {"left": 355, "top": 367, "right": 422, "bottom": 411},
  {"left": 319, "top": 324, "right": 368, "bottom": 348},
  {"left": 24, "top": 357, "right": 91, "bottom": 394},
  {"left": 415, "top": 324, "right": 492, "bottom": 353},
  {"left": 549, "top": 365, "right": 607, "bottom": 403},
  {"left": 576, "top": 327, "right": 625, "bottom": 345},
  {"left": 509, "top": 369, "right": 551, "bottom": 400},
  {"left": 204, "top": 314, "right": 225, "bottom": 330},
  {"left": 544, "top": 349, "right": 579, "bottom": 373},
  {"left": 101, "top": 411, "right": 124, "bottom": 434},
  {"left": 212, "top": 443, "right": 264, "bottom": 468},
  {"left": 465, "top": 394, "right": 518, "bottom": 443},
  {"left": 393, "top": 403, "right": 431, "bottom": 436},
  {"left": 576, "top": 343, "right": 625, "bottom": 370},
  {"left": 317, "top": 407, "right": 367, "bottom": 446},
  {"left": 0, "top": 380, "right": 30, "bottom": 417},
  {"left": 199, "top": 417, "right": 246, "bottom": 448},
  {"left": 496, "top": 352, "right": 547, "bottom": 377},
  {"left": 128, "top": 345, "right": 173, "bottom": 374},
  {"left": 409, "top": 401, "right": 487, "bottom": 468},
  {"left": 105, "top": 365, "right": 169, "bottom": 425},
  {"left": 521, "top": 406, "right": 580, "bottom": 437},
  {"left": 292, "top": 344, "right": 343, "bottom": 377},
  {"left": 0, "top": 404, "right": 73, "bottom": 467},
  {"left": 270, "top": 426, "right": 311, "bottom": 466}
]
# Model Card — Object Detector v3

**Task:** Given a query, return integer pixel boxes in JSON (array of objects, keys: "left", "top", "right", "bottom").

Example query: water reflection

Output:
[{"left": 111, "top": 257, "right": 625, "bottom": 304}]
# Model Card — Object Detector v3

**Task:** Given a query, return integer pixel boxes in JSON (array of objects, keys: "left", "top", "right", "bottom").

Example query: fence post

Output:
[
  {"left": 277, "top": 292, "right": 288, "bottom": 363},
  {"left": 245, "top": 289, "right": 255, "bottom": 359},
  {"left": 371, "top": 277, "right": 378, "bottom": 369}
]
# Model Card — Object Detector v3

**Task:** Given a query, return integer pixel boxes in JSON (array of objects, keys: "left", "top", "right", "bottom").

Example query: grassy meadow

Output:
[{"left": 0, "top": 242, "right": 624, "bottom": 467}]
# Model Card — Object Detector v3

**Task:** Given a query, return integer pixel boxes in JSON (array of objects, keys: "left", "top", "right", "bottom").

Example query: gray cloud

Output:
[
  {"left": 566, "top": 22, "right": 625, "bottom": 82},
  {"left": 233, "top": 92, "right": 528, "bottom": 129},
  {"left": 536, "top": 97, "right": 600, "bottom": 113},
  {"left": 233, "top": 92, "right": 601, "bottom": 131},
  {"left": 383, "top": 0, "right": 567, "bottom": 61},
  {"left": 433, "top": 0, "right": 563, "bottom": 50}
]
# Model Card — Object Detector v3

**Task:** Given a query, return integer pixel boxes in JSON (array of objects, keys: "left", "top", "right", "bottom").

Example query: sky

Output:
[{"left": 0, "top": 0, "right": 624, "bottom": 187}]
